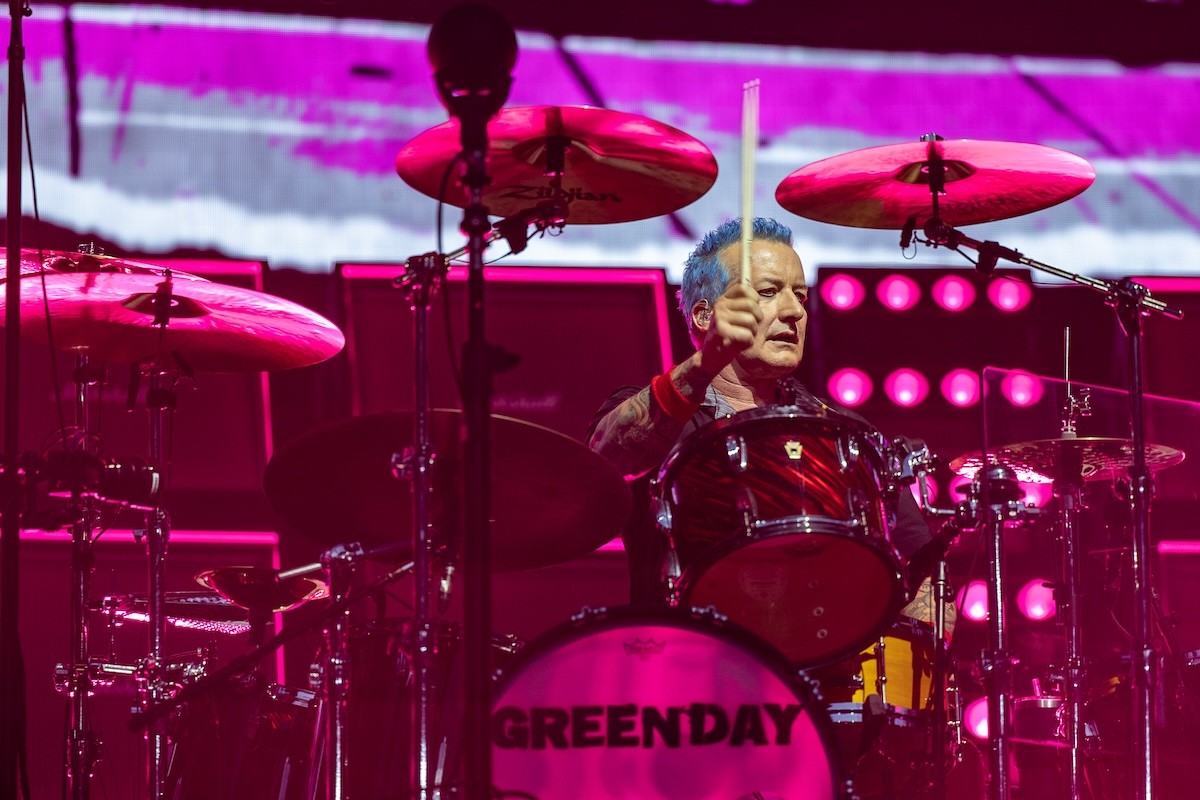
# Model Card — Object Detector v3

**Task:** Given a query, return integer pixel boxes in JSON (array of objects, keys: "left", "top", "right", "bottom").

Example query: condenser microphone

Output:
[{"left": 427, "top": 3, "right": 518, "bottom": 120}]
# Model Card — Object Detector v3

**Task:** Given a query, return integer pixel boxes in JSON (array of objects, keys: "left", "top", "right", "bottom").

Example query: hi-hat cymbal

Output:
[
  {"left": 0, "top": 250, "right": 345, "bottom": 372},
  {"left": 95, "top": 591, "right": 251, "bottom": 636},
  {"left": 950, "top": 437, "right": 1184, "bottom": 484},
  {"left": 395, "top": 105, "right": 718, "bottom": 224},
  {"left": 776, "top": 139, "right": 1096, "bottom": 229},
  {"left": 195, "top": 567, "right": 328, "bottom": 614},
  {"left": 262, "top": 409, "right": 632, "bottom": 572}
]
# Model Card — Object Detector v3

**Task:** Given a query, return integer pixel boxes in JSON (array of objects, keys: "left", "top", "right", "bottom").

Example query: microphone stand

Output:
[
  {"left": 2, "top": 0, "right": 30, "bottom": 795},
  {"left": 456, "top": 97, "right": 496, "bottom": 800}
]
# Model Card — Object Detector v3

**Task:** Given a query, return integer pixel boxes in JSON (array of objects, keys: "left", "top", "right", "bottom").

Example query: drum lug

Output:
[
  {"left": 724, "top": 433, "right": 748, "bottom": 472},
  {"left": 837, "top": 433, "right": 861, "bottom": 472}
]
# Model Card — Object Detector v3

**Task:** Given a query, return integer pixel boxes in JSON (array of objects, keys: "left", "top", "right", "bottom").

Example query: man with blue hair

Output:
[{"left": 589, "top": 216, "right": 935, "bottom": 608}]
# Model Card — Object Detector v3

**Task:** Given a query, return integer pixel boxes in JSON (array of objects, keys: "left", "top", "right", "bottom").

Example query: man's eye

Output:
[{"left": 758, "top": 288, "right": 777, "bottom": 298}]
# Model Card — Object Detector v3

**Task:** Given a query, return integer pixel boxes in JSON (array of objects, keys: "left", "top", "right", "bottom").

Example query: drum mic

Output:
[
  {"left": 427, "top": 3, "right": 518, "bottom": 121},
  {"left": 899, "top": 215, "right": 916, "bottom": 250}
]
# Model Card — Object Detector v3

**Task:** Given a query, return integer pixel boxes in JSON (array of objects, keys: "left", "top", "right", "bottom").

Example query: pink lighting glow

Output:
[
  {"left": 876, "top": 274, "right": 921, "bottom": 311},
  {"left": 940, "top": 369, "right": 981, "bottom": 407},
  {"left": 828, "top": 368, "right": 873, "bottom": 407},
  {"left": 1021, "top": 482, "right": 1054, "bottom": 507},
  {"left": 1001, "top": 371, "right": 1045, "bottom": 407},
  {"left": 1017, "top": 579, "right": 1057, "bottom": 621},
  {"left": 960, "top": 580, "right": 989, "bottom": 622},
  {"left": 964, "top": 697, "right": 990, "bottom": 739},
  {"left": 820, "top": 274, "right": 867, "bottom": 311},
  {"left": 987, "top": 279, "right": 1033, "bottom": 312},
  {"left": 932, "top": 275, "right": 977, "bottom": 312},
  {"left": 909, "top": 475, "right": 938, "bottom": 506},
  {"left": 884, "top": 368, "right": 930, "bottom": 407}
]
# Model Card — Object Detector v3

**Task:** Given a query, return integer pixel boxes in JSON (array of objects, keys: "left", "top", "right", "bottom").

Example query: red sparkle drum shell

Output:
[
  {"left": 490, "top": 607, "right": 843, "bottom": 800},
  {"left": 655, "top": 406, "right": 906, "bottom": 667}
]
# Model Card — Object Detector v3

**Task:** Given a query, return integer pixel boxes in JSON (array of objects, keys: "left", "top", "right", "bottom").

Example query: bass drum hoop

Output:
[{"left": 490, "top": 605, "right": 846, "bottom": 800}]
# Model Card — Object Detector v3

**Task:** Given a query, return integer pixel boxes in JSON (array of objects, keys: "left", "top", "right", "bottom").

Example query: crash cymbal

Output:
[
  {"left": 263, "top": 409, "right": 632, "bottom": 572},
  {"left": 776, "top": 139, "right": 1095, "bottom": 229},
  {"left": 0, "top": 250, "right": 344, "bottom": 371},
  {"left": 395, "top": 105, "right": 718, "bottom": 224},
  {"left": 195, "top": 566, "right": 328, "bottom": 614},
  {"left": 950, "top": 437, "right": 1184, "bottom": 484},
  {"left": 95, "top": 591, "right": 250, "bottom": 636}
]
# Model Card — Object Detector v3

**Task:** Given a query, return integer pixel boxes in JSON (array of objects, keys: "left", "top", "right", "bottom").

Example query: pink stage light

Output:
[
  {"left": 884, "top": 368, "right": 929, "bottom": 407},
  {"left": 964, "top": 697, "right": 990, "bottom": 739},
  {"left": 931, "top": 275, "right": 977, "bottom": 312},
  {"left": 960, "top": 580, "right": 989, "bottom": 622},
  {"left": 1021, "top": 481, "right": 1054, "bottom": 507},
  {"left": 1017, "top": 579, "right": 1057, "bottom": 621},
  {"left": 908, "top": 474, "right": 938, "bottom": 506},
  {"left": 987, "top": 278, "right": 1033, "bottom": 312},
  {"left": 828, "top": 368, "right": 873, "bottom": 407},
  {"left": 876, "top": 274, "right": 921, "bottom": 311},
  {"left": 820, "top": 274, "right": 867, "bottom": 311},
  {"left": 1000, "top": 371, "right": 1044, "bottom": 407},
  {"left": 940, "top": 369, "right": 980, "bottom": 407}
]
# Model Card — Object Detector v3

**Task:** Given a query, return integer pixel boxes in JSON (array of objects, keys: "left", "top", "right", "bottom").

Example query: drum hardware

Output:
[{"left": 1, "top": 251, "right": 346, "bottom": 799}]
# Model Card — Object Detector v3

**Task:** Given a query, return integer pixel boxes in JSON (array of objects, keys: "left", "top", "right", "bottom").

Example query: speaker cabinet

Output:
[{"left": 337, "top": 265, "right": 673, "bottom": 441}]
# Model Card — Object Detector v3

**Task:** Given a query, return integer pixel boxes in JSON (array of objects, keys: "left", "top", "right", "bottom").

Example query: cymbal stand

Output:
[
  {"left": 137, "top": 363, "right": 175, "bottom": 800},
  {"left": 1055, "top": 343, "right": 1091, "bottom": 800},
  {"left": 320, "top": 546, "right": 356, "bottom": 800},
  {"left": 960, "top": 464, "right": 1035, "bottom": 800},
  {"left": 395, "top": 251, "right": 445, "bottom": 800},
  {"left": 58, "top": 356, "right": 106, "bottom": 800}
]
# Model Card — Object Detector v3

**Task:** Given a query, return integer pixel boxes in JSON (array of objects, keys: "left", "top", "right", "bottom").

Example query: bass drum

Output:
[{"left": 491, "top": 606, "right": 843, "bottom": 800}]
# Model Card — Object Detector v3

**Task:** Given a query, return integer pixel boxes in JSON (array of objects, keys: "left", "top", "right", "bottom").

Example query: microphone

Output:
[
  {"left": 899, "top": 215, "right": 916, "bottom": 250},
  {"left": 427, "top": 3, "right": 518, "bottom": 121}
]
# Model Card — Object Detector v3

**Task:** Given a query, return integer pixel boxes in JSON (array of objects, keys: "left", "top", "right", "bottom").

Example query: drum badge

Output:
[{"left": 623, "top": 638, "right": 667, "bottom": 659}]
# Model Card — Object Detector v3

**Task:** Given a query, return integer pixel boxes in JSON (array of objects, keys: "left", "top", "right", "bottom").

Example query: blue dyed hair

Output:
[{"left": 678, "top": 217, "right": 794, "bottom": 343}]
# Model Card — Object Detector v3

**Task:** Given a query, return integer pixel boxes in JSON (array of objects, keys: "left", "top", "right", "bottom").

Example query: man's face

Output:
[{"left": 718, "top": 239, "right": 809, "bottom": 379}]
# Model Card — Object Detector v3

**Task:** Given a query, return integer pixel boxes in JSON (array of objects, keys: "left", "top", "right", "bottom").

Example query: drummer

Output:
[{"left": 587, "top": 216, "right": 945, "bottom": 628}]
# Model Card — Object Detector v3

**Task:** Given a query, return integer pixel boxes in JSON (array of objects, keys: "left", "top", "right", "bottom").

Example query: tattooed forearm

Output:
[
  {"left": 901, "top": 577, "right": 958, "bottom": 640},
  {"left": 588, "top": 386, "right": 691, "bottom": 478}
]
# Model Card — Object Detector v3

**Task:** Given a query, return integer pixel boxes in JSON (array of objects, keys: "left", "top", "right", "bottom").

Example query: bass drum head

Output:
[{"left": 491, "top": 607, "right": 842, "bottom": 800}]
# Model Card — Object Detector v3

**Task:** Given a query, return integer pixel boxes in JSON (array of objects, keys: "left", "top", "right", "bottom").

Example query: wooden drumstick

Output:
[{"left": 740, "top": 79, "right": 760, "bottom": 286}]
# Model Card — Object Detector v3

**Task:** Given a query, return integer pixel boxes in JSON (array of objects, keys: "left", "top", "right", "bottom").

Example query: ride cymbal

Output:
[
  {"left": 395, "top": 105, "right": 718, "bottom": 224},
  {"left": 950, "top": 436, "right": 1184, "bottom": 484},
  {"left": 263, "top": 409, "right": 632, "bottom": 572},
  {"left": 0, "top": 250, "right": 345, "bottom": 372},
  {"left": 776, "top": 139, "right": 1095, "bottom": 229}
]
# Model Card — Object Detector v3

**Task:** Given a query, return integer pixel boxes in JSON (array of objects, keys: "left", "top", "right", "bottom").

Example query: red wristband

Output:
[{"left": 651, "top": 372, "right": 702, "bottom": 422}]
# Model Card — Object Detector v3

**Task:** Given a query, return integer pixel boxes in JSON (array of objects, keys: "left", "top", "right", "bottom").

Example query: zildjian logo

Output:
[{"left": 498, "top": 185, "right": 623, "bottom": 204}]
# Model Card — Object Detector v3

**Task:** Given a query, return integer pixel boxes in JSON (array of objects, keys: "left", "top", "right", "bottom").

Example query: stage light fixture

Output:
[
  {"left": 940, "top": 369, "right": 981, "bottom": 407},
  {"left": 932, "top": 275, "right": 977, "bottom": 312},
  {"left": 828, "top": 367, "right": 873, "bottom": 407},
  {"left": 884, "top": 368, "right": 929, "bottom": 407},
  {"left": 876, "top": 274, "right": 920, "bottom": 311},
  {"left": 820, "top": 273, "right": 866, "bottom": 311},
  {"left": 964, "top": 697, "right": 990, "bottom": 739},
  {"left": 960, "top": 580, "right": 989, "bottom": 622},
  {"left": 1016, "top": 578, "right": 1057, "bottom": 621},
  {"left": 1001, "top": 370, "right": 1044, "bottom": 407},
  {"left": 987, "top": 278, "right": 1033, "bottom": 312}
]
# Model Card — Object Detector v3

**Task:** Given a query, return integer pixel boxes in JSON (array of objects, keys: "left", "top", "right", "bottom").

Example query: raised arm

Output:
[{"left": 588, "top": 282, "right": 761, "bottom": 478}]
